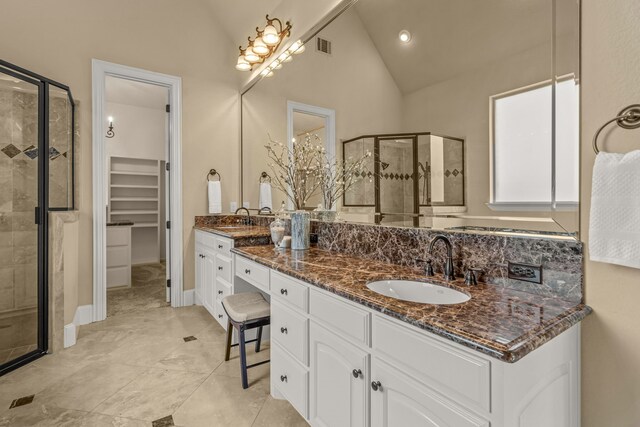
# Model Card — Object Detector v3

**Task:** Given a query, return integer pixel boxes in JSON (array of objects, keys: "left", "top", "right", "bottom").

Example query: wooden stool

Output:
[{"left": 222, "top": 292, "right": 271, "bottom": 389}]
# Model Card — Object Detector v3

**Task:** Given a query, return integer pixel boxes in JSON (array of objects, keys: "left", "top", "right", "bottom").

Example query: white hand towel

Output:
[
  {"left": 259, "top": 182, "right": 273, "bottom": 210},
  {"left": 208, "top": 181, "right": 222, "bottom": 214},
  {"left": 589, "top": 150, "right": 640, "bottom": 269}
]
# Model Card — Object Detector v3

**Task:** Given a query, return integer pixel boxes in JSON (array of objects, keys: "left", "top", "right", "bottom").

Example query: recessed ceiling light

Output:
[{"left": 399, "top": 30, "right": 411, "bottom": 43}]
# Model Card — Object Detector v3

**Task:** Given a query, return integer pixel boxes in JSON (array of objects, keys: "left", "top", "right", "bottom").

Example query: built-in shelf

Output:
[{"left": 108, "top": 156, "right": 164, "bottom": 265}]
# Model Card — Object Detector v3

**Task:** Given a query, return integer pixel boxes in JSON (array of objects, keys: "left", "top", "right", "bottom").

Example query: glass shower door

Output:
[
  {"left": 0, "top": 66, "right": 45, "bottom": 373},
  {"left": 377, "top": 137, "right": 418, "bottom": 227}
]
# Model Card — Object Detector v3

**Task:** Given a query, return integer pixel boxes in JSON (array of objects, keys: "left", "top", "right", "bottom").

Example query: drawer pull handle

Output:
[
  {"left": 352, "top": 369, "right": 362, "bottom": 379},
  {"left": 280, "top": 375, "right": 287, "bottom": 383},
  {"left": 218, "top": 266, "right": 223, "bottom": 271},
  {"left": 280, "top": 327, "right": 288, "bottom": 334},
  {"left": 218, "top": 314, "right": 223, "bottom": 319},
  {"left": 371, "top": 381, "right": 382, "bottom": 392},
  {"left": 218, "top": 290, "right": 223, "bottom": 295},
  {"left": 245, "top": 269, "right": 251, "bottom": 274},
  {"left": 280, "top": 288, "right": 288, "bottom": 295},
  {"left": 218, "top": 244, "right": 223, "bottom": 249}
]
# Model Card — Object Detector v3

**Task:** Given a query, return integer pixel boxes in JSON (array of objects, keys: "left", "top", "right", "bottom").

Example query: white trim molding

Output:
[
  {"left": 286, "top": 100, "right": 337, "bottom": 210},
  {"left": 92, "top": 59, "right": 184, "bottom": 322},
  {"left": 64, "top": 304, "right": 94, "bottom": 348},
  {"left": 183, "top": 289, "right": 195, "bottom": 306}
]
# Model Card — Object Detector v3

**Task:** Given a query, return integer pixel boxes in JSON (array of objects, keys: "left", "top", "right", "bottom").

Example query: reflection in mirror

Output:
[{"left": 241, "top": 0, "right": 580, "bottom": 239}]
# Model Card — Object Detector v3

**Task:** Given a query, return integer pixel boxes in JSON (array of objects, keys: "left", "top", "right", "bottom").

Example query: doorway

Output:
[{"left": 92, "top": 60, "right": 183, "bottom": 323}]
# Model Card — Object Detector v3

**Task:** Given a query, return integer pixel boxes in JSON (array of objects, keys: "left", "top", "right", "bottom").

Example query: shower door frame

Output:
[{"left": 0, "top": 60, "right": 75, "bottom": 376}]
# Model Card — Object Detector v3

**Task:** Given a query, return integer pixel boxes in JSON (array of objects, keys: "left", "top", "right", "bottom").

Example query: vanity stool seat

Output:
[{"left": 222, "top": 292, "right": 271, "bottom": 389}]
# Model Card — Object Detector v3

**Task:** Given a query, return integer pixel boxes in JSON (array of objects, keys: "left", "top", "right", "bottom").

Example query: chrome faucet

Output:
[
  {"left": 428, "top": 235, "right": 455, "bottom": 281},
  {"left": 234, "top": 207, "right": 251, "bottom": 225}
]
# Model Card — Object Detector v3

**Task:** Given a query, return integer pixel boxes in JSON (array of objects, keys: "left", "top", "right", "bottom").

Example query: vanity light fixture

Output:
[
  {"left": 399, "top": 30, "right": 412, "bottom": 43},
  {"left": 106, "top": 116, "right": 115, "bottom": 138},
  {"left": 235, "top": 15, "right": 292, "bottom": 72},
  {"left": 278, "top": 52, "right": 293, "bottom": 63}
]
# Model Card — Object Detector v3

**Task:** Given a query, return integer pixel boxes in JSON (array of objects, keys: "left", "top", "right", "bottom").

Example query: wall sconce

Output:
[
  {"left": 235, "top": 15, "right": 304, "bottom": 74},
  {"left": 106, "top": 116, "right": 115, "bottom": 138}
]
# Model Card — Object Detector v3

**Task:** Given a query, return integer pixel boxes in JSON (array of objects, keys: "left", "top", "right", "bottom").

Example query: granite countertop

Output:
[
  {"left": 231, "top": 245, "right": 592, "bottom": 363},
  {"left": 194, "top": 224, "right": 270, "bottom": 239}
]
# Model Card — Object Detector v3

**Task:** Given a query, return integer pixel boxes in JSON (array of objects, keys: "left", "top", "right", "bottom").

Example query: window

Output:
[{"left": 490, "top": 78, "right": 579, "bottom": 210}]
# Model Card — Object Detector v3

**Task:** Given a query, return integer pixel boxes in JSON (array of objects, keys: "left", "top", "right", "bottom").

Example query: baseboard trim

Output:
[
  {"left": 63, "top": 323, "right": 76, "bottom": 348},
  {"left": 183, "top": 289, "right": 195, "bottom": 306},
  {"left": 74, "top": 305, "right": 93, "bottom": 326}
]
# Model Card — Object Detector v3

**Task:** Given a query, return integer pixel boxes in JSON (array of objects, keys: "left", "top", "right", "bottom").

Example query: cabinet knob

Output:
[
  {"left": 280, "top": 327, "right": 288, "bottom": 334},
  {"left": 280, "top": 375, "right": 287, "bottom": 383},
  {"left": 218, "top": 244, "right": 223, "bottom": 249},
  {"left": 280, "top": 288, "right": 288, "bottom": 295},
  {"left": 218, "top": 314, "right": 223, "bottom": 319},
  {"left": 218, "top": 290, "right": 223, "bottom": 295},
  {"left": 371, "top": 381, "right": 382, "bottom": 391},
  {"left": 352, "top": 369, "right": 362, "bottom": 378},
  {"left": 245, "top": 269, "right": 251, "bottom": 274},
  {"left": 218, "top": 266, "right": 223, "bottom": 271}
]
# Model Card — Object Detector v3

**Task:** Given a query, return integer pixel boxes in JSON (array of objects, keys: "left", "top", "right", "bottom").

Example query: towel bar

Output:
[
  {"left": 593, "top": 104, "right": 640, "bottom": 154},
  {"left": 207, "top": 169, "right": 221, "bottom": 181},
  {"left": 259, "top": 171, "right": 271, "bottom": 183}
]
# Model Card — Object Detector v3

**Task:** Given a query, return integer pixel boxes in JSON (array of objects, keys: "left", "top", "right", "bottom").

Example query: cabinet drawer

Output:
[
  {"left": 107, "top": 227, "right": 130, "bottom": 246},
  {"left": 309, "top": 289, "right": 370, "bottom": 346},
  {"left": 272, "top": 300, "right": 308, "bottom": 365},
  {"left": 106, "top": 266, "right": 129, "bottom": 288},
  {"left": 216, "top": 277, "right": 232, "bottom": 301},
  {"left": 272, "top": 343, "right": 308, "bottom": 420},
  {"left": 195, "top": 230, "right": 216, "bottom": 248},
  {"left": 214, "top": 236, "right": 232, "bottom": 255},
  {"left": 106, "top": 246, "right": 129, "bottom": 267},
  {"left": 235, "top": 256, "right": 269, "bottom": 292},
  {"left": 270, "top": 271, "right": 308, "bottom": 312},
  {"left": 215, "top": 254, "right": 232, "bottom": 282},
  {"left": 373, "top": 315, "right": 491, "bottom": 413},
  {"left": 214, "top": 299, "right": 228, "bottom": 329}
]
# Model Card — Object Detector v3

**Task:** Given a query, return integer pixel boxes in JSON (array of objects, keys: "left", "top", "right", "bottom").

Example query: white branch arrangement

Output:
[{"left": 265, "top": 133, "right": 372, "bottom": 211}]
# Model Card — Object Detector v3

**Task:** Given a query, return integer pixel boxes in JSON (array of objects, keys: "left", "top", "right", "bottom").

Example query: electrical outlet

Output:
[{"left": 507, "top": 261, "right": 543, "bottom": 284}]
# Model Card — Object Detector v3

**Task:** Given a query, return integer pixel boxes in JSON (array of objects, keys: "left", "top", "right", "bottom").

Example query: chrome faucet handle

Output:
[{"left": 416, "top": 259, "right": 435, "bottom": 276}]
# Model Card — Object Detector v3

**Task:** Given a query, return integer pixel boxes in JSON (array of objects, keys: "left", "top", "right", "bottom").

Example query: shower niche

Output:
[{"left": 342, "top": 133, "right": 464, "bottom": 227}]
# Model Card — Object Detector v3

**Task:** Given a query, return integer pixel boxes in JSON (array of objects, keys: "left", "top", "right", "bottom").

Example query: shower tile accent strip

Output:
[{"left": 196, "top": 215, "right": 583, "bottom": 302}]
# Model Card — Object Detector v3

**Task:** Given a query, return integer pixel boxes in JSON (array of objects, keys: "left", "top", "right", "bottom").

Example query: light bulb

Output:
[
  {"left": 399, "top": 30, "right": 411, "bottom": 43},
  {"left": 244, "top": 46, "right": 260, "bottom": 63},
  {"left": 235, "top": 55, "right": 251, "bottom": 71},
  {"left": 107, "top": 116, "right": 113, "bottom": 123},
  {"left": 278, "top": 52, "right": 293, "bottom": 63},
  {"left": 290, "top": 40, "right": 305, "bottom": 54},
  {"left": 272, "top": 60, "right": 282, "bottom": 70},
  {"left": 262, "top": 24, "right": 280, "bottom": 45},
  {"left": 253, "top": 36, "right": 270, "bottom": 55},
  {"left": 261, "top": 68, "right": 274, "bottom": 77}
]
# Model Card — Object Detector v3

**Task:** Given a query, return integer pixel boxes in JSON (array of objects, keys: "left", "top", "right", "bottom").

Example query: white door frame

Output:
[
  {"left": 286, "top": 101, "right": 336, "bottom": 210},
  {"left": 91, "top": 59, "right": 184, "bottom": 322}
]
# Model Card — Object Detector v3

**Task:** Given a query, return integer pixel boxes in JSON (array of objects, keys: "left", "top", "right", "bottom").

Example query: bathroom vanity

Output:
[{"left": 231, "top": 245, "right": 590, "bottom": 427}]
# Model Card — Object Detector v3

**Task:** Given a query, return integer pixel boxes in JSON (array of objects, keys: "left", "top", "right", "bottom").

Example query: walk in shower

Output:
[
  {"left": 0, "top": 60, "right": 75, "bottom": 376},
  {"left": 343, "top": 133, "right": 464, "bottom": 227}
]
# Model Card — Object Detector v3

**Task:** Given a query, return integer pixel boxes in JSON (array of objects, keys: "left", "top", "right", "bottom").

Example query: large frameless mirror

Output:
[{"left": 240, "top": 0, "right": 580, "bottom": 240}]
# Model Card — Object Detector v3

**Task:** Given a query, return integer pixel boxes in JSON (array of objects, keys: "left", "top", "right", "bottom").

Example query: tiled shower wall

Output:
[{"left": 0, "top": 85, "right": 73, "bottom": 355}]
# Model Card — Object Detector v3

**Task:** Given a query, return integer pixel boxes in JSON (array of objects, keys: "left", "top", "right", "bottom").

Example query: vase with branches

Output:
[{"left": 316, "top": 147, "right": 373, "bottom": 213}]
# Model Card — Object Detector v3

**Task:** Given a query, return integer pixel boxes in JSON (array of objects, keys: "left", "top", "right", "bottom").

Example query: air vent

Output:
[{"left": 316, "top": 37, "right": 332, "bottom": 55}]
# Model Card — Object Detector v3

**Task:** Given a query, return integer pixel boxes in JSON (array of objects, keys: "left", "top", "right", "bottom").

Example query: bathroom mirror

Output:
[{"left": 241, "top": 0, "right": 580, "bottom": 239}]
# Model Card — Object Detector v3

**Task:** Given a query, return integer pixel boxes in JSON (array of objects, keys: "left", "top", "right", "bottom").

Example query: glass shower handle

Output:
[{"left": 34, "top": 207, "right": 41, "bottom": 225}]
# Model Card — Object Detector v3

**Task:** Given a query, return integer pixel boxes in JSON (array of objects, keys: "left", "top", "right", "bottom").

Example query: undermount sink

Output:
[{"left": 366, "top": 280, "right": 470, "bottom": 305}]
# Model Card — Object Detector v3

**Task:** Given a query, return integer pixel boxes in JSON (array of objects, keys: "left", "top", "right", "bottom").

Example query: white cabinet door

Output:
[
  {"left": 195, "top": 244, "right": 204, "bottom": 305},
  {"left": 309, "top": 322, "right": 368, "bottom": 427},
  {"left": 370, "top": 358, "right": 489, "bottom": 427},
  {"left": 202, "top": 247, "right": 216, "bottom": 316}
]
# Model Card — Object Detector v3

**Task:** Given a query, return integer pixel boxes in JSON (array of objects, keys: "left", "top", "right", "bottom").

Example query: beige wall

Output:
[
  {"left": 581, "top": 1, "right": 640, "bottom": 425},
  {"left": 0, "top": 0, "right": 241, "bottom": 298}
]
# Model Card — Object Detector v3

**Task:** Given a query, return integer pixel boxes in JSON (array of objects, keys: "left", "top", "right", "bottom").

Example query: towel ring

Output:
[
  {"left": 207, "top": 169, "right": 221, "bottom": 182},
  {"left": 259, "top": 171, "right": 271, "bottom": 183},
  {"left": 593, "top": 104, "right": 640, "bottom": 154}
]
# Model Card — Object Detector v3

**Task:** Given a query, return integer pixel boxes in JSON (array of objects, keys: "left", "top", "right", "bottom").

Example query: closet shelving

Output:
[{"left": 108, "top": 156, "right": 163, "bottom": 264}]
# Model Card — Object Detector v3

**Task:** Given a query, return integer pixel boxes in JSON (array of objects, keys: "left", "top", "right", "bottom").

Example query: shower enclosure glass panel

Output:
[
  {"left": 0, "top": 67, "right": 42, "bottom": 370},
  {"left": 378, "top": 138, "right": 417, "bottom": 226}
]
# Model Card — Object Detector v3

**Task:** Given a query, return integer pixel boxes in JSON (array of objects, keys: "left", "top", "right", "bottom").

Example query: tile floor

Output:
[
  {"left": 0, "top": 270, "right": 307, "bottom": 426},
  {"left": 107, "top": 262, "right": 169, "bottom": 317}
]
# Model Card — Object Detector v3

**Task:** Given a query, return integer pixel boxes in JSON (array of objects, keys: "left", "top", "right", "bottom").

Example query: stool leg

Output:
[
  {"left": 238, "top": 324, "right": 249, "bottom": 389},
  {"left": 224, "top": 320, "right": 233, "bottom": 362},
  {"left": 255, "top": 326, "right": 263, "bottom": 353}
]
